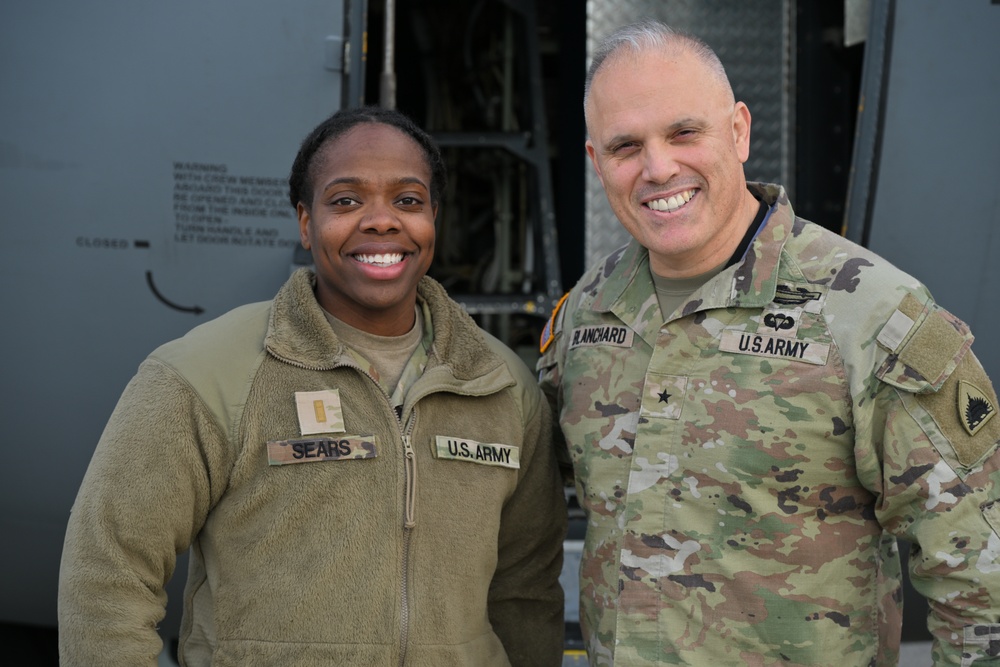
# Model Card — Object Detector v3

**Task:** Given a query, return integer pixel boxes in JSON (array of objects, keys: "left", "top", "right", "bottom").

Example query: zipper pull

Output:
[{"left": 403, "top": 435, "right": 417, "bottom": 528}]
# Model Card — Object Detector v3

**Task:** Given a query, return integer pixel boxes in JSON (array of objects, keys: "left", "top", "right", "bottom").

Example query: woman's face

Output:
[{"left": 297, "top": 123, "right": 437, "bottom": 336}]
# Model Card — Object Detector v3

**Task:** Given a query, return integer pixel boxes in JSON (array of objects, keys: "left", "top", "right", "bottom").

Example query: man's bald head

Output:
[{"left": 584, "top": 20, "right": 734, "bottom": 131}]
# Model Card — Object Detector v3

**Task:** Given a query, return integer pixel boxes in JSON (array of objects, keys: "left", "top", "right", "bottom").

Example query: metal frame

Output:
[{"left": 433, "top": 0, "right": 563, "bottom": 319}]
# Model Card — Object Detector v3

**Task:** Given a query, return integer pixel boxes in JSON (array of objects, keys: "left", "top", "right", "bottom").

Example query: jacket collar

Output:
[
  {"left": 590, "top": 182, "right": 798, "bottom": 325},
  {"left": 266, "top": 268, "right": 505, "bottom": 383}
]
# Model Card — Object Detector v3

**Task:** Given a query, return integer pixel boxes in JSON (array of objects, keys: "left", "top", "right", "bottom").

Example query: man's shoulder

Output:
[
  {"left": 783, "top": 218, "right": 915, "bottom": 286},
  {"left": 779, "top": 219, "right": 930, "bottom": 318},
  {"left": 570, "top": 241, "right": 638, "bottom": 304}
]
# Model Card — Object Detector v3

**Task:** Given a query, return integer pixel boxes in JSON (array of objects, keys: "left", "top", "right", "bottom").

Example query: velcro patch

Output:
[
  {"left": 540, "top": 292, "right": 570, "bottom": 354},
  {"left": 916, "top": 352, "right": 1000, "bottom": 468},
  {"left": 897, "top": 305, "right": 972, "bottom": 389},
  {"left": 876, "top": 309, "right": 915, "bottom": 352},
  {"left": 434, "top": 436, "right": 520, "bottom": 469},
  {"left": 295, "top": 390, "right": 345, "bottom": 435},
  {"left": 267, "top": 436, "right": 377, "bottom": 465},
  {"left": 568, "top": 325, "right": 634, "bottom": 350},
  {"left": 720, "top": 330, "right": 830, "bottom": 365}
]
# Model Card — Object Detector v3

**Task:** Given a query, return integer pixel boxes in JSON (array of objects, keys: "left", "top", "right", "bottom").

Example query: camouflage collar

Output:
[
  {"left": 729, "top": 182, "right": 793, "bottom": 308},
  {"left": 589, "top": 182, "right": 796, "bottom": 319}
]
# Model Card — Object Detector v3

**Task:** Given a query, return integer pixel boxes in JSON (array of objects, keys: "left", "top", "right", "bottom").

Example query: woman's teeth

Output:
[{"left": 355, "top": 253, "right": 404, "bottom": 266}]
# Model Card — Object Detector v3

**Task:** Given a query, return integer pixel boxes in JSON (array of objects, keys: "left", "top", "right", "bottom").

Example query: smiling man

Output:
[{"left": 538, "top": 19, "right": 1000, "bottom": 667}]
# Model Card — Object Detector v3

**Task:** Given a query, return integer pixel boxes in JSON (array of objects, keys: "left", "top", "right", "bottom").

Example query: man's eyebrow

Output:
[{"left": 601, "top": 117, "right": 707, "bottom": 152}]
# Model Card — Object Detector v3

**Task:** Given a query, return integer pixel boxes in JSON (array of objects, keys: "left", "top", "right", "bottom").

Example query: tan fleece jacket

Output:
[{"left": 58, "top": 268, "right": 566, "bottom": 666}]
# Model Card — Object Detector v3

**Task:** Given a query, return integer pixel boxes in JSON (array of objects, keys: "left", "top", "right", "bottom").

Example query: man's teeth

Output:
[
  {"left": 647, "top": 189, "right": 695, "bottom": 212},
  {"left": 355, "top": 253, "right": 404, "bottom": 266}
]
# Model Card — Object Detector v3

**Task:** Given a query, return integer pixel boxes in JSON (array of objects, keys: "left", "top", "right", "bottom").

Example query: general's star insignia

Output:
[{"left": 658, "top": 390, "right": 672, "bottom": 404}]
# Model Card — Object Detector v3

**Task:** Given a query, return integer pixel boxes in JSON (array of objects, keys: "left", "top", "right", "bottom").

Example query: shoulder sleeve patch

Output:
[
  {"left": 876, "top": 298, "right": 973, "bottom": 393},
  {"left": 916, "top": 351, "right": 1000, "bottom": 468},
  {"left": 540, "top": 292, "right": 570, "bottom": 354},
  {"left": 898, "top": 305, "right": 973, "bottom": 389}
]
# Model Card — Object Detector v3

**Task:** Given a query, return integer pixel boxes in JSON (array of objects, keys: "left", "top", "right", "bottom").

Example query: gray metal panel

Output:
[
  {"left": 584, "top": 0, "right": 794, "bottom": 266},
  {"left": 0, "top": 0, "right": 347, "bottom": 629},
  {"left": 857, "top": 0, "right": 1000, "bottom": 381}
]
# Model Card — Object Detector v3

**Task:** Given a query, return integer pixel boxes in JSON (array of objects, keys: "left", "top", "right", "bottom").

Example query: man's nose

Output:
[{"left": 641, "top": 144, "right": 680, "bottom": 184}]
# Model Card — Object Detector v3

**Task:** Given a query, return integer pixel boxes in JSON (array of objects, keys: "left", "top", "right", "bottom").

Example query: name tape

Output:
[
  {"left": 720, "top": 330, "right": 830, "bottom": 365},
  {"left": 569, "top": 325, "right": 634, "bottom": 350},
  {"left": 267, "top": 436, "right": 377, "bottom": 466},
  {"left": 434, "top": 436, "right": 520, "bottom": 469}
]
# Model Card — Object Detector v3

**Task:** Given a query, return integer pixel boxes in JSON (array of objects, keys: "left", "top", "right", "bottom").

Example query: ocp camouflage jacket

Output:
[
  {"left": 539, "top": 183, "right": 1000, "bottom": 666},
  {"left": 59, "top": 268, "right": 566, "bottom": 667}
]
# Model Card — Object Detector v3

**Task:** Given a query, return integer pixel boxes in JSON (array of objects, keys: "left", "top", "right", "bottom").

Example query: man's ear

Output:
[
  {"left": 733, "top": 101, "right": 752, "bottom": 164},
  {"left": 585, "top": 139, "right": 606, "bottom": 188}
]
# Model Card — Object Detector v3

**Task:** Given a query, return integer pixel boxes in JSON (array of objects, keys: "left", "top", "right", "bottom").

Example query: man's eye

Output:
[{"left": 613, "top": 142, "right": 637, "bottom": 153}]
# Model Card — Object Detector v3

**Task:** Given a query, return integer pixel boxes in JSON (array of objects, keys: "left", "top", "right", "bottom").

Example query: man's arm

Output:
[{"left": 859, "top": 300, "right": 1000, "bottom": 665}]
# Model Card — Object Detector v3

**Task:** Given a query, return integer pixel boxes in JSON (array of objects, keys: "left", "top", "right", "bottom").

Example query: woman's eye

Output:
[
  {"left": 331, "top": 197, "right": 357, "bottom": 206},
  {"left": 397, "top": 196, "right": 423, "bottom": 206}
]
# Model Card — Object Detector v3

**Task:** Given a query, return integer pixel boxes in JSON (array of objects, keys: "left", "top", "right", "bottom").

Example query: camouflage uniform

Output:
[{"left": 538, "top": 183, "right": 1000, "bottom": 666}]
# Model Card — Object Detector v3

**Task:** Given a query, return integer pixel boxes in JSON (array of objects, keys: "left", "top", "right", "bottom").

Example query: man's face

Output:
[
  {"left": 585, "top": 47, "right": 753, "bottom": 278},
  {"left": 297, "top": 123, "right": 437, "bottom": 336}
]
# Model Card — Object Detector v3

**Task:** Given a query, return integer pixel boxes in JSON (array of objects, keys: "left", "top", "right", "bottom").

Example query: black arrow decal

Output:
[{"left": 146, "top": 271, "right": 204, "bottom": 314}]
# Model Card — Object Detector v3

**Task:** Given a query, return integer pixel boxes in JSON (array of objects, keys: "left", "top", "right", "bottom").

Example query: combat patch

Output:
[
  {"left": 540, "top": 292, "right": 570, "bottom": 353},
  {"left": 267, "top": 436, "right": 377, "bottom": 465},
  {"left": 295, "top": 389, "right": 345, "bottom": 435},
  {"left": 720, "top": 330, "right": 829, "bottom": 365},
  {"left": 773, "top": 283, "right": 824, "bottom": 312},
  {"left": 568, "top": 324, "right": 634, "bottom": 350},
  {"left": 434, "top": 435, "right": 520, "bottom": 469}
]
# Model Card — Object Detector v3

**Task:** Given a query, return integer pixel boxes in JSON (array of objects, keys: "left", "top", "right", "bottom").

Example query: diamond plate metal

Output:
[{"left": 584, "top": 0, "right": 794, "bottom": 267}]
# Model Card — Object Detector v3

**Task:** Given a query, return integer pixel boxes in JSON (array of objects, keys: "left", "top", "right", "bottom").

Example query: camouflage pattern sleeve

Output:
[
  {"left": 538, "top": 291, "right": 575, "bottom": 488},
  {"left": 857, "top": 294, "right": 1000, "bottom": 665}
]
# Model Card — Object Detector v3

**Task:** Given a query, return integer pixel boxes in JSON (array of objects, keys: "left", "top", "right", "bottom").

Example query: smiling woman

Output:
[
  {"left": 294, "top": 117, "right": 438, "bottom": 336},
  {"left": 57, "top": 106, "right": 567, "bottom": 667}
]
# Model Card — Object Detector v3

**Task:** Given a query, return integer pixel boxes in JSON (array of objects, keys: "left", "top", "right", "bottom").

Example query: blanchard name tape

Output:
[
  {"left": 720, "top": 330, "right": 830, "bottom": 365},
  {"left": 267, "top": 436, "right": 377, "bottom": 466},
  {"left": 434, "top": 436, "right": 520, "bottom": 469},
  {"left": 569, "top": 325, "right": 634, "bottom": 349}
]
